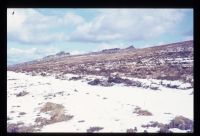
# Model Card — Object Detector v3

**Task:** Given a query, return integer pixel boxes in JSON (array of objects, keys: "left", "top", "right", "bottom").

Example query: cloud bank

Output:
[{"left": 8, "top": 8, "right": 190, "bottom": 44}]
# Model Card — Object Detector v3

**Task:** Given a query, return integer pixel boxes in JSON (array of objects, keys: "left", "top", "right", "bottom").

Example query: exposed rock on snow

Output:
[
  {"left": 69, "top": 76, "right": 82, "bottom": 81},
  {"left": 7, "top": 122, "right": 36, "bottom": 132},
  {"left": 19, "top": 112, "right": 26, "bottom": 116},
  {"left": 133, "top": 106, "right": 153, "bottom": 116},
  {"left": 86, "top": 126, "right": 104, "bottom": 133},
  {"left": 78, "top": 120, "right": 85, "bottom": 123},
  {"left": 16, "top": 91, "right": 29, "bottom": 97},
  {"left": 169, "top": 116, "right": 193, "bottom": 131},
  {"left": 88, "top": 78, "right": 101, "bottom": 85},
  {"left": 126, "top": 127, "right": 137, "bottom": 133},
  {"left": 141, "top": 115, "right": 193, "bottom": 133},
  {"left": 87, "top": 76, "right": 161, "bottom": 90},
  {"left": 35, "top": 117, "right": 50, "bottom": 126}
]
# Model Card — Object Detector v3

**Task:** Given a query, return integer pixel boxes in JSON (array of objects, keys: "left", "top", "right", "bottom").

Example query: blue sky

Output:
[{"left": 7, "top": 8, "right": 193, "bottom": 65}]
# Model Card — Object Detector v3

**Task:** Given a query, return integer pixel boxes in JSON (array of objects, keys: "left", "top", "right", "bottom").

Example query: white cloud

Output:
[
  {"left": 7, "top": 47, "right": 59, "bottom": 65},
  {"left": 70, "top": 50, "right": 86, "bottom": 55},
  {"left": 7, "top": 9, "right": 190, "bottom": 45},
  {"left": 137, "top": 41, "right": 166, "bottom": 48},
  {"left": 7, "top": 8, "right": 84, "bottom": 44},
  {"left": 70, "top": 9, "right": 186, "bottom": 43},
  {"left": 183, "top": 35, "right": 193, "bottom": 41},
  {"left": 157, "top": 42, "right": 165, "bottom": 46},
  {"left": 62, "top": 13, "right": 85, "bottom": 26},
  {"left": 8, "top": 47, "right": 37, "bottom": 56},
  {"left": 95, "top": 42, "right": 125, "bottom": 51}
]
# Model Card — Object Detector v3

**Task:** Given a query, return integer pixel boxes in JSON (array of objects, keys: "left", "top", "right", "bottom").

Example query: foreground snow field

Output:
[{"left": 7, "top": 71, "right": 193, "bottom": 133}]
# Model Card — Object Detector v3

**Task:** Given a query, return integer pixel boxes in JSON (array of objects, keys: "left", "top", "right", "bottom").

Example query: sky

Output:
[{"left": 7, "top": 8, "right": 193, "bottom": 65}]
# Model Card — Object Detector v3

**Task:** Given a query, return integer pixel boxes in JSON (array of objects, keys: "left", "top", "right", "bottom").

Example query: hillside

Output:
[{"left": 7, "top": 40, "right": 193, "bottom": 84}]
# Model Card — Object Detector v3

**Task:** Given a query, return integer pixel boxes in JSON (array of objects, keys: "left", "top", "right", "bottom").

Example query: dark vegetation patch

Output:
[
  {"left": 55, "top": 91, "right": 64, "bottom": 96},
  {"left": 88, "top": 79, "right": 101, "bottom": 85},
  {"left": 164, "top": 112, "right": 171, "bottom": 115},
  {"left": 144, "top": 130, "right": 148, "bottom": 133},
  {"left": 78, "top": 120, "right": 85, "bottom": 123},
  {"left": 40, "top": 72, "right": 47, "bottom": 77},
  {"left": 55, "top": 74, "right": 67, "bottom": 80},
  {"left": 8, "top": 78, "right": 18, "bottom": 80},
  {"left": 74, "top": 89, "right": 78, "bottom": 92},
  {"left": 19, "top": 112, "right": 26, "bottom": 116},
  {"left": 12, "top": 105, "right": 20, "bottom": 107},
  {"left": 149, "top": 85, "right": 159, "bottom": 90},
  {"left": 10, "top": 111, "right": 15, "bottom": 113},
  {"left": 133, "top": 106, "right": 153, "bottom": 116},
  {"left": 14, "top": 85, "right": 27, "bottom": 89},
  {"left": 87, "top": 75, "right": 161, "bottom": 90},
  {"left": 69, "top": 76, "right": 82, "bottom": 81},
  {"left": 86, "top": 126, "right": 104, "bottom": 133},
  {"left": 88, "top": 78, "right": 113, "bottom": 87},
  {"left": 87, "top": 74, "right": 191, "bottom": 90},
  {"left": 7, "top": 116, "right": 12, "bottom": 120},
  {"left": 35, "top": 117, "right": 50, "bottom": 126},
  {"left": 160, "top": 81, "right": 181, "bottom": 89},
  {"left": 7, "top": 123, "right": 36, "bottom": 132},
  {"left": 169, "top": 116, "right": 193, "bottom": 131},
  {"left": 107, "top": 75, "right": 124, "bottom": 84},
  {"left": 16, "top": 91, "right": 29, "bottom": 97},
  {"left": 126, "top": 127, "right": 137, "bottom": 133},
  {"left": 44, "top": 92, "right": 64, "bottom": 99},
  {"left": 141, "top": 116, "right": 193, "bottom": 133}
]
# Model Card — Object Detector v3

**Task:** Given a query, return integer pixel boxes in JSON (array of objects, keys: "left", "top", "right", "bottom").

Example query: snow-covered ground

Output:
[{"left": 7, "top": 71, "right": 193, "bottom": 133}]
